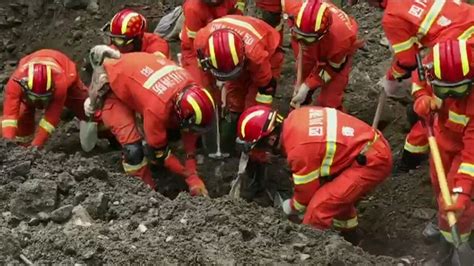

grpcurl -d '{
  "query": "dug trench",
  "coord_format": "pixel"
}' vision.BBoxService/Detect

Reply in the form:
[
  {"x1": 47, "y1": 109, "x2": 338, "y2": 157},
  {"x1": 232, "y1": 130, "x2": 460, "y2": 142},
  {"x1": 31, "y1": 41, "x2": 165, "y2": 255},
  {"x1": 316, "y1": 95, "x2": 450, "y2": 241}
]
[{"x1": 0, "y1": 0, "x2": 439, "y2": 264}]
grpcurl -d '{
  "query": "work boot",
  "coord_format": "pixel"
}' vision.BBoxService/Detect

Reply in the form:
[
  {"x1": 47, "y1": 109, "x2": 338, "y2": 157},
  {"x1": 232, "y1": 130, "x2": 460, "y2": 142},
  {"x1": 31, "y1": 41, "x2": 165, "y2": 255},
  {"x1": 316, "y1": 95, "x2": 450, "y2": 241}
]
[
  {"x1": 423, "y1": 218, "x2": 441, "y2": 244},
  {"x1": 392, "y1": 149, "x2": 427, "y2": 174},
  {"x1": 340, "y1": 228, "x2": 363, "y2": 246}
]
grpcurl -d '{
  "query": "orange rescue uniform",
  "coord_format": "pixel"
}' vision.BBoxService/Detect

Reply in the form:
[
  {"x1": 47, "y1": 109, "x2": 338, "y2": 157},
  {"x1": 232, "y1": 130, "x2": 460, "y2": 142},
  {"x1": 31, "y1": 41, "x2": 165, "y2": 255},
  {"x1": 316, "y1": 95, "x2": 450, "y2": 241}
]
[
  {"x1": 100, "y1": 52, "x2": 202, "y2": 189},
  {"x1": 283, "y1": 1, "x2": 360, "y2": 109},
  {"x1": 2, "y1": 49, "x2": 87, "y2": 147},
  {"x1": 282, "y1": 106, "x2": 392, "y2": 230},
  {"x1": 180, "y1": 0, "x2": 245, "y2": 86},
  {"x1": 410, "y1": 56, "x2": 474, "y2": 243},
  {"x1": 383, "y1": 0, "x2": 474, "y2": 80},
  {"x1": 194, "y1": 15, "x2": 283, "y2": 113},
  {"x1": 139, "y1": 32, "x2": 171, "y2": 58}
]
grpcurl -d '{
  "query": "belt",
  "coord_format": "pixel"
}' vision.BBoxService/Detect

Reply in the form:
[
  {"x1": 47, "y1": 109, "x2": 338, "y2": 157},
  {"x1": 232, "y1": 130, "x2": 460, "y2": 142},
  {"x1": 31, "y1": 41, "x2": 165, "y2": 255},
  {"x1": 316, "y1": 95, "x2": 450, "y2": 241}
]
[{"x1": 356, "y1": 133, "x2": 380, "y2": 166}]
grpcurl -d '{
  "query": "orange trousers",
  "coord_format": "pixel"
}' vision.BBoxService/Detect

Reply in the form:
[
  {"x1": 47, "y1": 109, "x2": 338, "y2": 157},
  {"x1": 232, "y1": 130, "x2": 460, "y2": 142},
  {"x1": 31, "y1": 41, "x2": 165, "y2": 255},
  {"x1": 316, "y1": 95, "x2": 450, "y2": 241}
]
[
  {"x1": 430, "y1": 121, "x2": 474, "y2": 243},
  {"x1": 225, "y1": 50, "x2": 284, "y2": 113},
  {"x1": 100, "y1": 95, "x2": 155, "y2": 189},
  {"x1": 303, "y1": 137, "x2": 392, "y2": 230},
  {"x1": 404, "y1": 121, "x2": 429, "y2": 155}
]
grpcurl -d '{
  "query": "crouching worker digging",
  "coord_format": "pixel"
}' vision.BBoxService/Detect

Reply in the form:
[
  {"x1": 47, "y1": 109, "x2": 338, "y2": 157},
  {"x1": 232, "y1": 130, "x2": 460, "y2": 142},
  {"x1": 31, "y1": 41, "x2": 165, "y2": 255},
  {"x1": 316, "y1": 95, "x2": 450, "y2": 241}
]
[
  {"x1": 236, "y1": 105, "x2": 392, "y2": 244},
  {"x1": 85, "y1": 45, "x2": 215, "y2": 196}
]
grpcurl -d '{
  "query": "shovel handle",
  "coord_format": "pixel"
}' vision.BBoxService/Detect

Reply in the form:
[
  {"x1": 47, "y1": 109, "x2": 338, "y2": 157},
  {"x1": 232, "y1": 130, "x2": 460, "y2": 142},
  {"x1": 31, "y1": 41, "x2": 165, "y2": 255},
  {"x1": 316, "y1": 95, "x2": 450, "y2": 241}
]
[
  {"x1": 422, "y1": 118, "x2": 461, "y2": 245},
  {"x1": 290, "y1": 44, "x2": 304, "y2": 109},
  {"x1": 372, "y1": 90, "x2": 387, "y2": 128}
]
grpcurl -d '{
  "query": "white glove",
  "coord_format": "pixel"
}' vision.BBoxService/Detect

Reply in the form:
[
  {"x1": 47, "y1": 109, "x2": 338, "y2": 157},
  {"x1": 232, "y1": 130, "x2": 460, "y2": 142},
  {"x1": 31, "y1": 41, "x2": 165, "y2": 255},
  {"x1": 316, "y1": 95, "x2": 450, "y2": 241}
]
[
  {"x1": 89, "y1": 45, "x2": 121, "y2": 68},
  {"x1": 290, "y1": 83, "x2": 310, "y2": 107},
  {"x1": 282, "y1": 199, "x2": 297, "y2": 216},
  {"x1": 379, "y1": 75, "x2": 410, "y2": 99},
  {"x1": 84, "y1": 97, "x2": 95, "y2": 117}
]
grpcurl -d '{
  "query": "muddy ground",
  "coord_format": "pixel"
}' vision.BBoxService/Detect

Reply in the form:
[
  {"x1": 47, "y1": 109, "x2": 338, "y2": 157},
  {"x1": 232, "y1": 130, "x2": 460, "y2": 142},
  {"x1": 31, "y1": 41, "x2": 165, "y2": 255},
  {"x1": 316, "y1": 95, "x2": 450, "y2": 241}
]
[{"x1": 0, "y1": 0, "x2": 439, "y2": 264}]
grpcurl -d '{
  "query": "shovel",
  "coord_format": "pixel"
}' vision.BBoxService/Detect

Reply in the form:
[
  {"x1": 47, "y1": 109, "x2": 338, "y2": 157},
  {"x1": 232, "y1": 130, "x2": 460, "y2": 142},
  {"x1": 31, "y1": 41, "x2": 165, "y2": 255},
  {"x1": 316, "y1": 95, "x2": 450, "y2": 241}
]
[
  {"x1": 208, "y1": 82, "x2": 230, "y2": 160},
  {"x1": 423, "y1": 118, "x2": 474, "y2": 266},
  {"x1": 372, "y1": 89, "x2": 387, "y2": 129},
  {"x1": 229, "y1": 152, "x2": 249, "y2": 198},
  {"x1": 79, "y1": 117, "x2": 98, "y2": 152},
  {"x1": 290, "y1": 44, "x2": 304, "y2": 109}
]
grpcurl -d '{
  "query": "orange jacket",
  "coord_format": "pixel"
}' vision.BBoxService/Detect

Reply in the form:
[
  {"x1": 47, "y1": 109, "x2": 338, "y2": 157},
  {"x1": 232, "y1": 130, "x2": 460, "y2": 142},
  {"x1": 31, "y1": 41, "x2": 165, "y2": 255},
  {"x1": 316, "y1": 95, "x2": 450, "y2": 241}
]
[
  {"x1": 281, "y1": 106, "x2": 380, "y2": 212},
  {"x1": 256, "y1": 0, "x2": 282, "y2": 13},
  {"x1": 194, "y1": 15, "x2": 281, "y2": 90},
  {"x1": 110, "y1": 32, "x2": 170, "y2": 58},
  {"x1": 283, "y1": 1, "x2": 360, "y2": 89},
  {"x1": 102, "y1": 52, "x2": 196, "y2": 148},
  {"x1": 181, "y1": 0, "x2": 245, "y2": 52},
  {"x1": 411, "y1": 49, "x2": 474, "y2": 197},
  {"x1": 2, "y1": 49, "x2": 81, "y2": 147},
  {"x1": 383, "y1": 0, "x2": 474, "y2": 80}
]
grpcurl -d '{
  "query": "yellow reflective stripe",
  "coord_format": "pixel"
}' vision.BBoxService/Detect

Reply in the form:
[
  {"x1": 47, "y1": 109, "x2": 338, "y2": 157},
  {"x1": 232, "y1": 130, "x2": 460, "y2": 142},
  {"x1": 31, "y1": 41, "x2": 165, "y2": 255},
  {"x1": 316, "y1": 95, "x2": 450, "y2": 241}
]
[
  {"x1": 213, "y1": 18, "x2": 263, "y2": 39},
  {"x1": 2, "y1": 119, "x2": 18, "y2": 128},
  {"x1": 458, "y1": 162, "x2": 474, "y2": 177},
  {"x1": 16, "y1": 135, "x2": 33, "y2": 144},
  {"x1": 392, "y1": 37, "x2": 418, "y2": 54},
  {"x1": 333, "y1": 216, "x2": 358, "y2": 229},
  {"x1": 411, "y1": 82, "x2": 424, "y2": 95},
  {"x1": 235, "y1": 1, "x2": 245, "y2": 12},
  {"x1": 256, "y1": 93, "x2": 273, "y2": 104},
  {"x1": 143, "y1": 65, "x2": 182, "y2": 89},
  {"x1": 293, "y1": 168, "x2": 319, "y2": 185},
  {"x1": 228, "y1": 33, "x2": 240, "y2": 66},
  {"x1": 293, "y1": 200, "x2": 307, "y2": 212},
  {"x1": 122, "y1": 157, "x2": 148, "y2": 173},
  {"x1": 458, "y1": 25, "x2": 474, "y2": 40},
  {"x1": 433, "y1": 43, "x2": 442, "y2": 79},
  {"x1": 296, "y1": 1, "x2": 308, "y2": 28},
  {"x1": 391, "y1": 67, "x2": 405, "y2": 79},
  {"x1": 328, "y1": 56, "x2": 347, "y2": 69},
  {"x1": 186, "y1": 96, "x2": 202, "y2": 125},
  {"x1": 319, "y1": 69, "x2": 331, "y2": 83},
  {"x1": 440, "y1": 230, "x2": 471, "y2": 243},
  {"x1": 186, "y1": 27, "x2": 197, "y2": 39},
  {"x1": 418, "y1": 0, "x2": 446, "y2": 37},
  {"x1": 153, "y1": 51, "x2": 166, "y2": 58},
  {"x1": 315, "y1": 3, "x2": 328, "y2": 31},
  {"x1": 459, "y1": 40, "x2": 470, "y2": 76},
  {"x1": 320, "y1": 108, "x2": 338, "y2": 176},
  {"x1": 46, "y1": 65, "x2": 52, "y2": 91},
  {"x1": 39, "y1": 118, "x2": 55, "y2": 134},
  {"x1": 28, "y1": 63, "x2": 34, "y2": 89},
  {"x1": 404, "y1": 139, "x2": 429, "y2": 154},
  {"x1": 448, "y1": 110, "x2": 470, "y2": 126},
  {"x1": 122, "y1": 12, "x2": 139, "y2": 34},
  {"x1": 202, "y1": 88, "x2": 215, "y2": 109},
  {"x1": 208, "y1": 36, "x2": 218, "y2": 69}
]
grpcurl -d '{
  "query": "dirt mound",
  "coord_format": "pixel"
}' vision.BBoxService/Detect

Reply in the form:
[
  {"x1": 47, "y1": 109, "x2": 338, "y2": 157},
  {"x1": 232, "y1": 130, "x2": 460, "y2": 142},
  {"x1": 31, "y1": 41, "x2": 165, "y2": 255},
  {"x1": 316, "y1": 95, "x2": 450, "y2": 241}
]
[{"x1": 0, "y1": 139, "x2": 396, "y2": 264}]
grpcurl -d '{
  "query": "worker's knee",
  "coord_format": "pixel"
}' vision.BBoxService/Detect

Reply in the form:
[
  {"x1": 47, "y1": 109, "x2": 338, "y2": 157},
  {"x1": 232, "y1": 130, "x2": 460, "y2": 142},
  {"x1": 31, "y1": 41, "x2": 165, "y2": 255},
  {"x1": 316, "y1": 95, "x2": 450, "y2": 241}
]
[{"x1": 123, "y1": 141, "x2": 145, "y2": 165}]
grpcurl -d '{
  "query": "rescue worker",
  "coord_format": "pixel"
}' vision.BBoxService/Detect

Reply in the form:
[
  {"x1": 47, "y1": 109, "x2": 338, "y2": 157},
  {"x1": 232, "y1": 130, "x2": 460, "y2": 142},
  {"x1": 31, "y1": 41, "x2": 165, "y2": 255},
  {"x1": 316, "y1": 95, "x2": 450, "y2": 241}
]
[
  {"x1": 368, "y1": 0, "x2": 474, "y2": 172},
  {"x1": 180, "y1": 0, "x2": 245, "y2": 87},
  {"x1": 285, "y1": 0, "x2": 362, "y2": 110},
  {"x1": 84, "y1": 46, "x2": 215, "y2": 196},
  {"x1": 411, "y1": 39, "x2": 474, "y2": 262},
  {"x1": 236, "y1": 105, "x2": 392, "y2": 244},
  {"x1": 2, "y1": 49, "x2": 88, "y2": 148},
  {"x1": 104, "y1": 9, "x2": 170, "y2": 56},
  {"x1": 194, "y1": 15, "x2": 283, "y2": 153}
]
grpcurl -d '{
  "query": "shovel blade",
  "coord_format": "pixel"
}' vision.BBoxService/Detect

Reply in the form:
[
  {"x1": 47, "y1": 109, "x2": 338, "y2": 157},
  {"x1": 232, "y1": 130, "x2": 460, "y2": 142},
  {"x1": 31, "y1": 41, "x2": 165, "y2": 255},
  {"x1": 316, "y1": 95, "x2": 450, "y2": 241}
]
[
  {"x1": 79, "y1": 121, "x2": 98, "y2": 152},
  {"x1": 452, "y1": 243, "x2": 474, "y2": 266},
  {"x1": 229, "y1": 175, "x2": 242, "y2": 199}
]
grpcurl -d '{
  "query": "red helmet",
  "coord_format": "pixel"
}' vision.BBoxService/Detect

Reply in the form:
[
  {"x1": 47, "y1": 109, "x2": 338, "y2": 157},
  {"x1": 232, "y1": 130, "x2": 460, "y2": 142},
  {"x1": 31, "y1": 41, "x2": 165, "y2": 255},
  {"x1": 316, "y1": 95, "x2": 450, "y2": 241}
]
[
  {"x1": 201, "y1": 29, "x2": 245, "y2": 81},
  {"x1": 367, "y1": 0, "x2": 388, "y2": 8},
  {"x1": 237, "y1": 105, "x2": 283, "y2": 144},
  {"x1": 175, "y1": 85, "x2": 216, "y2": 132},
  {"x1": 15, "y1": 63, "x2": 54, "y2": 108},
  {"x1": 292, "y1": 0, "x2": 332, "y2": 43},
  {"x1": 427, "y1": 39, "x2": 474, "y2": 99},
  {"x1": 107, "y1": 9, "x2": 147, "y2": 50}
]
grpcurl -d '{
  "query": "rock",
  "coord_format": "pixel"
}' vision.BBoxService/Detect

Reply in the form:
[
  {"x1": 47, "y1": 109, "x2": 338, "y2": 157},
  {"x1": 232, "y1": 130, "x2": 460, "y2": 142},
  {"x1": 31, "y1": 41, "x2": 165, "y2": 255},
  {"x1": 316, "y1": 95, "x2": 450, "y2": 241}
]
[
  {"x1": 9, "y1": 179, "x2": 58, "y2": 219},
  {"x1": 165, "y1": 236, "x2": 173, "y2": 242},
  {"x1": 27, "y1": 0, "x2": 46, "y2": 18},
  {"x1": 67, "y1": 205, "x2": 93, "y2": 227},
  {"x1": 84, "y1": 192, "x2": 109, "y2": 220},
  {"x1": 73, "y1": 191, "x2": 87, "y2": 205},
  {"x1": 0, "y1": 227, "x2": 21, "y2": 259},
  {"x1": 57, "y1": 172, "x2": 76, "y2": 194},
  {"x1": 37, "y1": 211, "x2": 51, "y2": 222},
  {"x1": 300, "y1": 253, "x2": 311, "y2": 261},
  {"x1": 51, "y1": 204, "x2": 73, "y2": 223},
  {"x1": 72, "y1": 31, "x2": 83, "y2": 41},
  {"x1": 2, "y1": 211, "x2": 20, "y2": 226},
  {"x1": 412, "y1": 208, "x2": 437, "y2": 220},
  {"x1": 0, "y1": 17, "x2": 8, "y2": 29},
  {"x1": 63, "y1": 0, "x2": 97, "y2": 10},
  {"x1": 28, "y1": 217, "x2": 40, "y2": 226},
  {"x1": 86, "y1": 0, "x2": 99, "y2": 14},
  {"x1": 138, "y1": 223, "x2": 147, "y2": 233},
  {"x1": 9, "y1": 161, "x2": 31, "y2": 176}
]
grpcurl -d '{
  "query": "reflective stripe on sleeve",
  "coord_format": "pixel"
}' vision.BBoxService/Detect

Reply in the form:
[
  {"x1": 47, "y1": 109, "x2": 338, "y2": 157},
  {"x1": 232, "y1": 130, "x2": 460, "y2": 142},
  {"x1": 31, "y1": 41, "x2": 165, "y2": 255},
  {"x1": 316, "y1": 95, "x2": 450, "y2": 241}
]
[{"x1": 39, "y1": 118, "x2": 55, "y2": 134}]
